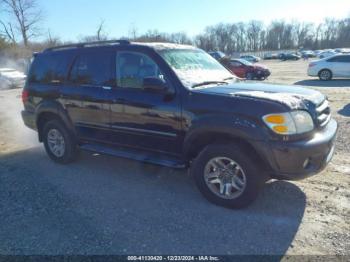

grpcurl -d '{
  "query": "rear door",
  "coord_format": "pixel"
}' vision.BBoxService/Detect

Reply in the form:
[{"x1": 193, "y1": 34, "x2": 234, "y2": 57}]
[
  {"x1": 337, "y1": 55, "x2": 350, "y2": 77},
  {"x1": 326, "y1": 56, "x2": 345, "y2": 77},
  {"x1": 63, "y1": 50, "x2": 114, "y2": 142}
]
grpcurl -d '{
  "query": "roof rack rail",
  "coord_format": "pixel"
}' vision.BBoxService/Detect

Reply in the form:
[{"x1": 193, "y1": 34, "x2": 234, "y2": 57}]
[{"x1": 44, "y1": 39, "x2": 130, "y2": 52}]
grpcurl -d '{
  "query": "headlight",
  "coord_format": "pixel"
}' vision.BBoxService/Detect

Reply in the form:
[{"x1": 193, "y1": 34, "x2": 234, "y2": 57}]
[{"x1": 263, "y1": 111, "x2": 314, "y2": 135}]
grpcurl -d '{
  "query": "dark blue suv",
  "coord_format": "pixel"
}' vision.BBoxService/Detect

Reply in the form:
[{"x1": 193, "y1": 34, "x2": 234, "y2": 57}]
[{"x1": 22, "y1": 40, "x2": 337, "y2": 208}]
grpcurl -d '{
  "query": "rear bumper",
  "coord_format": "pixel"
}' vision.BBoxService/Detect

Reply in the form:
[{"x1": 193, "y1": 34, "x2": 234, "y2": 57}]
[
  {"x1": 307, "y1": 67, "x2": 319, "y2": 77},
  {"x1": 21, "y1": 110, "x2": 37, "y2": 131},
  {"x1": 253, "y1": 119, "x2": 338, "y2": 180}
]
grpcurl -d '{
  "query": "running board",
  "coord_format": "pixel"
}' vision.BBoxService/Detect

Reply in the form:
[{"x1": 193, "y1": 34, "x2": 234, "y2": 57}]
[{"x1": 80, "y1": 143, "x2": 186, "y2": 169}]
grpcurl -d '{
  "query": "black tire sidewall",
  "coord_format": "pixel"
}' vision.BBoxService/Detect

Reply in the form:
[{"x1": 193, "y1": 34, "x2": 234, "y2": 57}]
[
  {"x1": 43, "y1": 120, "x2": 77, "y2": 164},
  {"x1": 191, "y1": 144, "x2": 265, "y2": 209}
]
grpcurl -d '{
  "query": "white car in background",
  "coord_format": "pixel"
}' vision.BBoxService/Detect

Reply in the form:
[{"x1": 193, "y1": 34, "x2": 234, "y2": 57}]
[
  {"x1": 0, "y1": 68, "x2": 27, "y2": 89},
  {"x1": 240, "y1": 55, "x2": 261, "y2": 63},
  {"x1": 319, "y1": 50, "x2": 337, "y2": 59},
  {"x1": 308, "y1": 54, "x2": 350, "y2": 81}
]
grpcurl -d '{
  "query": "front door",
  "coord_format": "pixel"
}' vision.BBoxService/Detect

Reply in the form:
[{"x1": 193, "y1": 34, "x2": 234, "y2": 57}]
[
  {"x1": 229, "y1": 61, "x2": 246, "y2": 78},
  {"x1": 109, "y1": 50, "x2": 183, "y2": 155}
]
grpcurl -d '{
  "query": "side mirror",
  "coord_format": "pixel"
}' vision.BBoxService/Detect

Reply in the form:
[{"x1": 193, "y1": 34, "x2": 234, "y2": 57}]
[{"x1": 143, "y1": 77, "x2": 168, "y2": 93}]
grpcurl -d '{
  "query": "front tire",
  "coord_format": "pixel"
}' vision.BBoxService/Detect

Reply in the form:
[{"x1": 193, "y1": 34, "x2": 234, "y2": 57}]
[
  {"x1": 191, "y1": 143, "x2": 266, "y2": 209},
  {"x1": 319, "y1": 69, "x2": 332, "y2": 81},
  {"x1": 245, "y1": 72, "x2": 254, "y2": 80},
  {"x1": 43, "y1": 119, "x2": 78, "y2": 164}
]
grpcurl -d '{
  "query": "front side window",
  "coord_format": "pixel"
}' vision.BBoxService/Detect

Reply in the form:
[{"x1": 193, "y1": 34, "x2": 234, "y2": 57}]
[
  {"x1": 230, "y1": 61, "x2": 242, "y2": 67},
  {"x1": 69, "y1": 52, "x2": 113, "y2": 86},
  {"x1": 116, "y1": 51, "x2": 164, "y2": 89},
  {"x1": 158, "y1": 48, "x2": 233, "y2": 88}
]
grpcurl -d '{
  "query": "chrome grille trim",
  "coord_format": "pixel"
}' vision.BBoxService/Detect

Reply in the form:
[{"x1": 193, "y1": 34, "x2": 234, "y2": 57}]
[
  {"x1": 316, "y1": 100, "x2": 331, "y2": 127},
  {"x1": 316, "y1": 100, "x2": 329, "y2": 113}
]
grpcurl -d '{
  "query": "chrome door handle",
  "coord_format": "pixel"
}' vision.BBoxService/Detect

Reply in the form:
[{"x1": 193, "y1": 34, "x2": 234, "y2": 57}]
[{"x1": 102, "y1": 86, "x2": 112, "y2": 90}]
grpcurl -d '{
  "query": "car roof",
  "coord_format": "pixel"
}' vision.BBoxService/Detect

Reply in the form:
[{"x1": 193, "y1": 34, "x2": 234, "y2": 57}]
[
  {"x1": 134, "y1": 42, "x2": 196, "y2": 50},
  {"x1": 43, "y1": 40, "x2": 196, "y2": 54}
]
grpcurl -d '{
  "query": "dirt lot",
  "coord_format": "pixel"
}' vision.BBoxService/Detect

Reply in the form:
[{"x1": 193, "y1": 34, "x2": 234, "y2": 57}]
[{"x1": 0, "y1": 59, "x2": 349, "y2": 256}]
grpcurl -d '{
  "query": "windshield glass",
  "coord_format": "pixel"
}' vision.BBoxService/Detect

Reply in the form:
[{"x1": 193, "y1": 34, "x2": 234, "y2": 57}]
[{"x1": 158, "y1": 49, "x2": 233, "y2": 88}]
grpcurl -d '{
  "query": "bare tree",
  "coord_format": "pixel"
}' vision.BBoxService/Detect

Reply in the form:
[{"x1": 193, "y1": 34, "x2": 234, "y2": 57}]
[
  {"x1": 0, "y1": 0, "x2": 43, "y2": 46},
  {"x1": 128, "y1": 23, "x2": 138, "y2": 40},
  {"x1": 81, "y1": 20, "x2": 108, "y2": 42},
  {"x1": 0, "y1": 20, "x2": 16, "y2": 43},
  {"x1": 96, "y1": 20, "x2": 106, "y2": 41}
]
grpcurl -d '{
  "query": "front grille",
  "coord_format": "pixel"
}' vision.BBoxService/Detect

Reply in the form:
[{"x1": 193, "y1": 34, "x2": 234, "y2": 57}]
[{"x1": 316, "y1": 100, "x2": 331, "y2": 127}]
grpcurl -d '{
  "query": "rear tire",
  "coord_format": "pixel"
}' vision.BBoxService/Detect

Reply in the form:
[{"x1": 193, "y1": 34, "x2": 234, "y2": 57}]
[
  {"x1": 319, "y1": 69, "x2": 332, "y2": 81},
  {"x1": 191, "y1": 143, "x2": 266, "y2": 209},
  {"x1": 43, "y1": 119, "x2": 78, "y2": 164}
]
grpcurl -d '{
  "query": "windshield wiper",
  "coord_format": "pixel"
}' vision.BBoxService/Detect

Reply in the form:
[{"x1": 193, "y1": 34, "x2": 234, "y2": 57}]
[{"x1": 192, "y1": 81, "x2": 228, "y2": 88}]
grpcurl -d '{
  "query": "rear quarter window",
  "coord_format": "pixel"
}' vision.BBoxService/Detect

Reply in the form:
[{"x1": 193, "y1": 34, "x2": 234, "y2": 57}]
[{"x1": 28, "y1": 52, "x2": 73, "y2": 84}]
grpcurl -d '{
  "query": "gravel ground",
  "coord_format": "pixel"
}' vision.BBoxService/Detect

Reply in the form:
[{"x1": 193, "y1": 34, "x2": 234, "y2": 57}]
[{"x1": 0, "y1": 59, "x2": 349, "y2": 256}]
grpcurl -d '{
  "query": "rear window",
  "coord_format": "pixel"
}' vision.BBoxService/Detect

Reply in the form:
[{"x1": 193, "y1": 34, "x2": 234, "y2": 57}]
[{"x1": 28, "y1": 52, "x2": 73, "y2": 84}]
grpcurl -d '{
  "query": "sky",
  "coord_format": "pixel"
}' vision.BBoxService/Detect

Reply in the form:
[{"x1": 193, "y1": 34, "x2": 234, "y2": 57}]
[{"x1": 13, "y1": 0, "x2": 350, "y2": 41}]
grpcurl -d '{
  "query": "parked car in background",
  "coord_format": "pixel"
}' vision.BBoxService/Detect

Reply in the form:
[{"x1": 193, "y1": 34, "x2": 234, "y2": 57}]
[
  {"x1": 300, "y1": 50, "x2": 316, "y2": 58},
  {"x1": 240, "y1": 55, "x2": 261, "y2": 63},
  {"x1": 319, "y1": 50, "x2": 337, "y2": 59},
  {"x1": 279, "y1": 53, "x2": 301, "y2": 61},
  {"x1": 221, "y1": 58, "x2": 271, "y2": 80},
  {"x1": 0, "y1": 68, "x2": 26, "y2": 89},
  {"x1": 263, "y1": 53, "x2": 278, "y2": 60},
  {"x1": 314, "y1": 50, "x2": 323, "y2": 56},
  {"x1": 308, "y1": 54, "x2": 350, "y2": 81},
  {"x1": 208, "y1": 51, "x2": 227, "y2": 61}
]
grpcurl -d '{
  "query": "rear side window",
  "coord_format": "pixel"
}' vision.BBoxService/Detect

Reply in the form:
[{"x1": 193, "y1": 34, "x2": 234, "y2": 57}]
[
  {"x1": 69, "y1": 52, "x2": 113, "y2": 86},
  {"x1": 28, "y1": 52, "x2": 72, "y2": 84}
]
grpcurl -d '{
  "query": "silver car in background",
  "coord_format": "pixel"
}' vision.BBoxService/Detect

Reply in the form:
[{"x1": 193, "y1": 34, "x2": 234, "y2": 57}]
[
  {"x1": 308, "y1": 54, "x2": 350, "y2": 81},
  {"x1": 0, "y1": 68, "x2": 27, "y2": 89}
]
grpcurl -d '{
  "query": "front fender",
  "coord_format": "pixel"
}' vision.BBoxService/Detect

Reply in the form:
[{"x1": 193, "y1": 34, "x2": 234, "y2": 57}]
[{"x1": 183, "y1": 114, "x2": 268, "y2": 157}]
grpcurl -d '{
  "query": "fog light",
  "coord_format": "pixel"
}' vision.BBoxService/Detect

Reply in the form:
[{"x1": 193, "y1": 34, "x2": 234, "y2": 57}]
[{"x1": 303, "y1": 158, "x2": 311, "y2": 169}]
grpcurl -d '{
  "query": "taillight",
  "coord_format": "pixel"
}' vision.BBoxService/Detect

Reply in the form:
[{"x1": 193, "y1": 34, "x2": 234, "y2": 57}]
[
  {"x1": 22, "y1": 89, "x2": 29, "y2": 104},
  {"x1": 309, "y1": 63, "x2": 316, "y2": 67}
]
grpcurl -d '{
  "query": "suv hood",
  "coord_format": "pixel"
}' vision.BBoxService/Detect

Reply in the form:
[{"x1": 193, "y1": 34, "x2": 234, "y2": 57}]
[{"x1": 193, "y1": 82, "x2": 325, "y2": 109}]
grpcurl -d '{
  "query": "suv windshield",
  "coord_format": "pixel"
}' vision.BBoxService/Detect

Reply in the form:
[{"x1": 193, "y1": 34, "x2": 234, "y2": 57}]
[{"x1": 158, "y1": 49, "x2": 233, "y2": 88}]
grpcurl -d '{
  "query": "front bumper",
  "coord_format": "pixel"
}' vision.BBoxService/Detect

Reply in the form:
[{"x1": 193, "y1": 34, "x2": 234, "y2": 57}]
[
  {"x1": 254, "y1": 119, "x2": 338, "y2": 180},
  {"x1": 255, "y1": 70, "x2": 271, "y2": 78}
]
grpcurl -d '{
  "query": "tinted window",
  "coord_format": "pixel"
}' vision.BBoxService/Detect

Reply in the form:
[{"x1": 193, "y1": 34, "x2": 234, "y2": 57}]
[
  {"x1": 69, "y1": 52, "x2": 113, "y2": 86},
  {"x1": 328, "y1": 56, "x2": 350, "y2": 62},
  {"x1": 116, "y1": 51, "x2": 164, "y2": 89},
  {"x1": 230, "y1": 61, "x2": 242, "y2": 67},
  {"x1": 29, "y1": 52, "x2": 72, "y2": 84}
]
